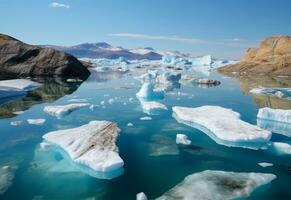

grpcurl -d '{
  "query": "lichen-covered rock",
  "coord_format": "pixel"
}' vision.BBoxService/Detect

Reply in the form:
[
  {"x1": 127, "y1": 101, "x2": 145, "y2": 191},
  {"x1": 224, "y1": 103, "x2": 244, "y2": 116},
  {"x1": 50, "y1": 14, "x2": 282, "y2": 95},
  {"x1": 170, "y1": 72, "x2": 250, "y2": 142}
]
[{"x1": 0, "y1": 34, "x2": 90, "y2": 79}]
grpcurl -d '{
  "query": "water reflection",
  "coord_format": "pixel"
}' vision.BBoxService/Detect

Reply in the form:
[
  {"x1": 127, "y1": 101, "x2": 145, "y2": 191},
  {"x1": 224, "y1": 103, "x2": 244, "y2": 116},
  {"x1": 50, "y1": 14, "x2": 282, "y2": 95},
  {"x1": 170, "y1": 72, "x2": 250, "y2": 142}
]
[{"x1": 0, "y1": 77, "x2": 82, "y2": 118}]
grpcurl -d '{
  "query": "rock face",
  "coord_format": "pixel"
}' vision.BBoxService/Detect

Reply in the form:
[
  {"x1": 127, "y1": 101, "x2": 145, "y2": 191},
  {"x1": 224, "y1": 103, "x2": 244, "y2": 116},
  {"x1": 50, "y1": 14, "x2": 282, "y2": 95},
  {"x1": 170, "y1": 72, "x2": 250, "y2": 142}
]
[
  {"x1": 219, "y1": 36, "x2": 291, "y2": 76},
  {"x1": 0, "y1": 34, "x2": 90, "y2": 79}
]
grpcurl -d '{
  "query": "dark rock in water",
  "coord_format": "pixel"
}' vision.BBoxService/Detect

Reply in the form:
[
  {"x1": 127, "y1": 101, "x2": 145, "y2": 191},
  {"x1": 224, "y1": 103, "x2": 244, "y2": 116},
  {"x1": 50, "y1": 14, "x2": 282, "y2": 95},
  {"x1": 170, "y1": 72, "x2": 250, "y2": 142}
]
[{"x1": 0, "y1": 34, "x2": 90, "y2": 79}]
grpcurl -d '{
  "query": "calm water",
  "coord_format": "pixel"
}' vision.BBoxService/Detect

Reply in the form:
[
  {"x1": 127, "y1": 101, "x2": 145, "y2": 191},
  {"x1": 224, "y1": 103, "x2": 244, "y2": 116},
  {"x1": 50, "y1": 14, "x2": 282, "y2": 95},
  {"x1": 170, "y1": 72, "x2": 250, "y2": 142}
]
[{"x1": 0, "y1": 69, "x2": 290, "y2": 200}]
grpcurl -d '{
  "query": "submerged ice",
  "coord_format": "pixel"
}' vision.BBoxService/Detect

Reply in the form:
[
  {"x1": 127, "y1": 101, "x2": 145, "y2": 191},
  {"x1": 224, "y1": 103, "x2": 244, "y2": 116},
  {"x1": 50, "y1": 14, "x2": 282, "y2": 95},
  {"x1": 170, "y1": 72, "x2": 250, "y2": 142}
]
[
  {"x1": 173, "y1": 106, "x2": 271, "y2": 149},
  {"x1": 155, "y1": 170, "x2": 276, "y2": 200}
]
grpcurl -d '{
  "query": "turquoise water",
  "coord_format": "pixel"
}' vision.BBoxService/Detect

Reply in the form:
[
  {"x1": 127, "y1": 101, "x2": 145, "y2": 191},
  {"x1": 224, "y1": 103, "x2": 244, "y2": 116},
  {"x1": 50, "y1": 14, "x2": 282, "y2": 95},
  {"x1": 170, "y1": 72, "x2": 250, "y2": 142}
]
[{"x1": 0, "y1": 70, "x2": 290, "y2": 200}]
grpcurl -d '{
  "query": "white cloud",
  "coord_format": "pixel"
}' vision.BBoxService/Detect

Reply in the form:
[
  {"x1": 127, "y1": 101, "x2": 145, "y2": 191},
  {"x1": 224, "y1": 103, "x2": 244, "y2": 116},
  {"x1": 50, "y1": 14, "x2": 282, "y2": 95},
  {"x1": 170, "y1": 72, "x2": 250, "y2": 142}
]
[
  {"x1": 49, "y1": 2, "x2": 70, "y2": 9},
  {"x1": 107, "y1": 33, "x2": 205, "y2": 44}
]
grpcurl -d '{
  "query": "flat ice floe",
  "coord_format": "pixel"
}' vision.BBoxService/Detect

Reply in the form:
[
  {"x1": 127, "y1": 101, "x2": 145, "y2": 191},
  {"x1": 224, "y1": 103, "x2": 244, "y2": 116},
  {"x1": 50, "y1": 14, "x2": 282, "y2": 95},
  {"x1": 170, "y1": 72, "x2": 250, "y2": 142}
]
[
  {"x1": 176, "y1": 134, "x2": 191, "y2": 145},
  {"x1": 271, "y1": 142, "x2": 291, "y2": 155},
  {"x1": 173, "y1": 106, "x2": 271, "y2": 149},
  {"x1": 250, "y1": 87, "x2": 291, "y2": 100},
  {"x1": 155, "y1": 170, "x2": 276, "y2": 200},
  {"x1": 0, "y1": 165, "x2": 16, "y2": 195},
  {"x1": 258, "y1": 162, "x2": 273, "y2": 167},
  {"x1": 139, "y1": 99, "x2": 167, "y2": 115},
  {"x1": 43, "y1": 103, "x2": 90, "y2": 118},
  {"x1": 27, "y1": 118, "x2": 46, "y2": 125},
  {"x1": 136, "y1": 192, "x2": 148, "y2": 200},
  {"x1": 136, "y1": 83, "x2": 164, "y2": 100},
  {"x1": 257, "y1": 107, "x2": 291, "y2": 124},
  {"x1": 43, "y1": 121, "x2": 124, "y2": 173},
  {"x1": 0, "y1": 79, "x2": 41, "y2": 100}
]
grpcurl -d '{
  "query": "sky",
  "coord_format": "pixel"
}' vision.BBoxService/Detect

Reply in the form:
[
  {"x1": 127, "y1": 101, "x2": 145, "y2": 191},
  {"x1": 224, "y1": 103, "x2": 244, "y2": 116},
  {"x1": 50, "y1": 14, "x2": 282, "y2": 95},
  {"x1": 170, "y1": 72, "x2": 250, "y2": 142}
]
[{"x1": 1, "y1": 0, "x2": 291, "y2": 59}]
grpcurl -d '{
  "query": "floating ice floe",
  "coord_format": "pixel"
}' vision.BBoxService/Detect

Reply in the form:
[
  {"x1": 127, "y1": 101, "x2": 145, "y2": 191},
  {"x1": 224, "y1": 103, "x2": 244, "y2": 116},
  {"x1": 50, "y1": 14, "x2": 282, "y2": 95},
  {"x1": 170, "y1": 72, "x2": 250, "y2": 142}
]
[
  {"x1": 140, "y1": 116, "x2": 152, "y2": 121},
  {"x1": 136, "y1": 83, "x2": 164, "y2": 100},
  {"x1": 43, "y1": 121, "x2": 124, "y2": 174},
  {"x1": 139, "y1": 99, "x2": 167, "y2": 115},
  {"x1": 258, "y1": 162, "x2": 273, "y2": 167},
  {"x1": 0, "y1": 79, "x2": 41, "y2": 100},
  {"x1": 67, "y1": 98, "x2": 88, "y2": 103},
  {"x1": 161, "y1": 56, "x2": 192, "y2": 66},
  {"x1": 176, "y1": 134, "x2": 191, "y2": 145},
  {"x1": 156, "y1": 170, "x2": 276, "y2": 200},
  {"x1": 0, "y1": 165, "x2": 16, "y2": 195},
  {"x1": 43, "y1": 103, "x2": 90, "y2": 118},
  {"x1": 180, "y1": 75, "x2": 220, "y2": 86},
  {"x1": 137, "y1": 70, "x2": 158, "y2": 82},
  {"x1": 271, "y1": 142, "x2": 291, "y2": 155},
  {"x1": 250, "y1": 87, "x2": 291, "y2": 100},
  {"x1": 27, "y1": 118, "x2": 46, "y2": 125},
  {"x1": 173, "y1": 106, "x2": 271, "y2": 149},
  {"x1": 10, "y1": 120, "x2": 23, "y2": 126},
  {"x1": 136, "y1": 192, "x2": 148, "y2": 200},
  {"x1": 257, "y1": 108, "x2": 291, "y2": 124}
]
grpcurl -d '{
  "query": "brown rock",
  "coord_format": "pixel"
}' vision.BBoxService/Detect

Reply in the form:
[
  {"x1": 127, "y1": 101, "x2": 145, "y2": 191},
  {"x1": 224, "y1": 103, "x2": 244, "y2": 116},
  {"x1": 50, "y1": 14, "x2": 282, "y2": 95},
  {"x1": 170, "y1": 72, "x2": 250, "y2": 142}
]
[
  {"x1": 219, "y1": 36, "x2": 291, "y2": 76},
  {"x1": 0, "y1": 34, "x2": 90, "y2": 79}
]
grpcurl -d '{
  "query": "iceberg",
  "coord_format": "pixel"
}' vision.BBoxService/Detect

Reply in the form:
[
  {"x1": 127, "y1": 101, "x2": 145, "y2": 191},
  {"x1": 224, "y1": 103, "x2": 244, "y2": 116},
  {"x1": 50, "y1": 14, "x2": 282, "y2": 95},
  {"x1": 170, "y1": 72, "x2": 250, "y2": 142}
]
[
  {"x1": 43, "y1": 103, "x2": 90, "y2": 118},
  {"x1": 27, "y1": 118, "x2": 46, "y2": 125},
  {"x1": 156, "y1": 72, "x2": 181, "y2": 84},
  {"x1": 176, "y1": 134, "x2": 191, "y2": 145},
  {"x1": 155, "y1": 170, "x2": 276, "y2": 200},
  {"x1": 191, "y1": 55, "x2": 213, "y2": 66},
  {"x1": 0, "y1": 79, "x2": 41, "y2": 100},
  {"x1": 136, "y1": 192, "x2": 148, "y2": 200},
  {"x1": 0, "y1": 165, "x2": 16, "y2": 195},
  {"x1": 250, "y1": 87, "x2": 291, "y2": 100},
  {"x1": 271, "y1": 142, "x2": 291, "y2": 155},
  {"x1": 173, "y1": 106, "x2": 271, "y2": 149},
  {"x1": 258, "y1": 162, "x2": 273, "y2": 167},
  {"x1": 161, "y1": 56, "x2": 192, "y2": 65},
  {"x1": 10, "y1": 120, "x2": 23, "y2": 126},
  {"x1": 136, "y1": 83, "x2": 164, "y2": 100},
  {"x1": 257, "y1": 118, "x2": 291, "y2": 137},
  {"x1": 139, "y1": 99, "x2": 167, "y2": 115},
  {"x1": 137, "y1": 70, "x2": 158, "y2": 82},
  {"x1": 43, "y1": 121, "x2": 124, "y2": 173},
  {"x1": 140, "y1": 116, "x2": 152, "y2": 121},
  {"x1": 257, "y1": 107, "x2": 291, "y2": 124}
]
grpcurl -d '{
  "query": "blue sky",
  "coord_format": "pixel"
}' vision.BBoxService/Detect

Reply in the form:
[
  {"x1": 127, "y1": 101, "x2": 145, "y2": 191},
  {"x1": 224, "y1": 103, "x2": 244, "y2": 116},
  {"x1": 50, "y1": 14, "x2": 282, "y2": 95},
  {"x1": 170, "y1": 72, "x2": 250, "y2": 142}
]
[{"x1": 1, "y1": 0, "x2": 291, "y2": 59}]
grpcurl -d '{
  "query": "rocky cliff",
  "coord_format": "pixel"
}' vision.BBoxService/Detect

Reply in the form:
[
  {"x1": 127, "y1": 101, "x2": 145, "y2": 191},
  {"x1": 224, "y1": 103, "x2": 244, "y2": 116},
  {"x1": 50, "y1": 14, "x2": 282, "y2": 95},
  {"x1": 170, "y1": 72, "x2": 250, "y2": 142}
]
[
  {"x1": 219, "y1": 36, "x2": 291, "y2": 76},
  {"x1": 0, "y1": 34, "x2": 90, "y2": 79}
]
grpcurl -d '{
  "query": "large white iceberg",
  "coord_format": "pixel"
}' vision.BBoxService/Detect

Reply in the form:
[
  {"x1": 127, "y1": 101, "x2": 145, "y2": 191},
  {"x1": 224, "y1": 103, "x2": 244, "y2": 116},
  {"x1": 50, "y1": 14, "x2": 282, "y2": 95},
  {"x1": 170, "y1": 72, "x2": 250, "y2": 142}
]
[
  {"x1": 250, "y1": 87, "x2": 291, "y2": 100},
  {"x1": 155, "y1": 170, "x2": 276, "y2": 200},
  {"x1": 257, "y1": 118, "x2": 291, "y2": 138},
  {"x1": 43, "y1": 121, "x2": 124, "y2": 173},
  {"x1": 43, "y1": 103, "x2": 90, "y2": 118},
  {"x1": 173, "y1": 106, "x2": 271, "y2": 149},
  {"x1": 0, "y1": 79, "x2": 41, "y2": 100},
  {"x1": 136, "y1": 83, "x2": 164, "y2": 100},
  {"x1": 257, "y1": 107, "x2": 291, "y2": 124},
  {"x1": 27, "y1": 118, "x2": 46, "y2": 125}
]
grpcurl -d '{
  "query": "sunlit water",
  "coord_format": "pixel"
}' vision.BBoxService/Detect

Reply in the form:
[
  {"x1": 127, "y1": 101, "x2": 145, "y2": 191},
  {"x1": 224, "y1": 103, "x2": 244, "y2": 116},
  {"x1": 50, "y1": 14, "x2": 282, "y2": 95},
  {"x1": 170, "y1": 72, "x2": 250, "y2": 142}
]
[{"x1": 0, "y1": 69, "x2": 290, "y2": 200}]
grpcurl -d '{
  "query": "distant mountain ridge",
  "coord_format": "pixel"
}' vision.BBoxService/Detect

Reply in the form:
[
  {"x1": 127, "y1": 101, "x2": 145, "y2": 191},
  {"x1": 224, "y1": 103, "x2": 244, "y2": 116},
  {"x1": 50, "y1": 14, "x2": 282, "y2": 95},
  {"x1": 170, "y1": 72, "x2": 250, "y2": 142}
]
[{"x1": 41, "y1": 43, "x2": 165, "y2": 60}]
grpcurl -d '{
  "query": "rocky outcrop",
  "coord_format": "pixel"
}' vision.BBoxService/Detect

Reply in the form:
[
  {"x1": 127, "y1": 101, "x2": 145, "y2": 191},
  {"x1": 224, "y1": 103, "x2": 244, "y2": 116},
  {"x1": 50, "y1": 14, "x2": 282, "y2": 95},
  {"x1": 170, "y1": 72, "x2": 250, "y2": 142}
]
[
  {"x1": 219, "y1": 36, "x2": 291, "y2": 76},
  {"x1": 0, "y1": 34, "x2": 90, "y2": 79}
]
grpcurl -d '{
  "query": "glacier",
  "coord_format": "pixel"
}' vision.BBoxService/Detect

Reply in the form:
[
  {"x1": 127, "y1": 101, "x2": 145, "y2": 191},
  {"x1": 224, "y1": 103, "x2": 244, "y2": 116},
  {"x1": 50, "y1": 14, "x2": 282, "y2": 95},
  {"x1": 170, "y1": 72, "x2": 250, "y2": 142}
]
[
  {"x1": 155, "y1": 170, "x2": 276, "y2": 200},
  {"x1": 173, "y1": 106, "x2": 271, "y2": 149},
  {"x1": 258, "y1": 162, "x2": 273, "y2": 167},
  {"x1": 42, "y1": 121, "x2": 124, "y2": 174}
]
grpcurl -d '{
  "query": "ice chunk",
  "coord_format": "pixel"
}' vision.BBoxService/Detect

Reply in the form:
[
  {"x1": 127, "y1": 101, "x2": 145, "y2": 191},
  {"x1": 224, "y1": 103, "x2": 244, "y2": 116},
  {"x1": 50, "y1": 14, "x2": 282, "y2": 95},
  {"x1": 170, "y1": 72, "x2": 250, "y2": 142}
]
[
  {"x1": 161, "y1": 56, "x2": 192, "y2": 65},
  {"x1": 43, "y1": 121, "x2": 124, "y2": 172},
  {"x1": 0, "y1": 165, "x2": 16, "y2": 195},
  {"x1": 108, "y1": 98, "x2": 115, "y2": 104},
  {"x1": 43, "y1": 103, "x2": 90, "y2": 118},
  {"x1": 257, "y1": 107, "x2": 291, "y2": 124},
  {"x1": 176, "y1": 134, "x2": 191, "y2": 145},
  {"x1": 257, "y1": 118, "x2": 291, "y2": 137},
  {"x1": 156, "y1": 72, "x2": 181, "y2": 84},
  {"x1": 272, "y1": 142, "x2": 291, "y2": 155},
  {"x1": 137, "y1": 70, "x2": 158, "y2": 82},
  {"x1": 67, "y1": 98, "x2": 88, "y2": 103},
  {"x1": 27, "y1": 118, "x2": 46, "y2": 125},
  {"x1": 250, "y1": 87, "x2": 291, "y2": 100},
  {"x1": 139, "y1": 99, "x2": 167, "y2": 115},
  {"x1": 127, "y1": 123, "x2": 133, "y2": 127},
  {"x1": 258, "y1": 162, "x2": 273, "y2": 167},
  {"x1": 136, "y1": 192, "x2": 148, "y2": 200},
  {"x1": 10, "y1": 120, "x2": 23, "y2": 126},
  {"x1": 173, "y1": 106, "x2": 271, "y2": 149},
  {"x1": 0, "y1": 79, "x2": 41, "y2": 91},
  {"x1": 140, "y1": 116, "x2": 152, "y2": 121},
  {"x1": 156, "y1": 170, "x2": 276, "y2": 200},
  {"x1": 136, "y1": 83, "x2": 164, "y2": 100},
  {"x1": 191, "y1": 55, "x2": 213, "y2": 66}
]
